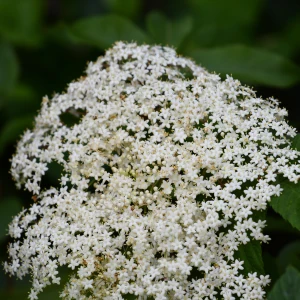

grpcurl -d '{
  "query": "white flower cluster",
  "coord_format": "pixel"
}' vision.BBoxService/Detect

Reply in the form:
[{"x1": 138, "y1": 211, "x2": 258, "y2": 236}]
[{"x1": 4, "y1": 42, "x2": 300, "y2": 300}]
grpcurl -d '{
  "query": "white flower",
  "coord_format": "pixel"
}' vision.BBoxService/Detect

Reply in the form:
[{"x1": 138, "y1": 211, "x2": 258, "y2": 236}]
[
  {"x1": 5, "y1": 42, "x2": 299, "y2": 299},
  {"x1": 161, "y1": 180, "x2": 172, "y2": 194}
]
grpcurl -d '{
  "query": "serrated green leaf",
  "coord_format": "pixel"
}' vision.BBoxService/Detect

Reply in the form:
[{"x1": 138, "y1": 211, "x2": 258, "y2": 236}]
[
  {"x1": 0, "y1": 42, "x2": 19, "y2": 96},
  {"x1": 268, "y1": 266, "x2": 300, "y2": 300},
  {"x1": 270, "y1": 180, "x2": 300, "y2": 231},
  {"x1": 235, "y1": 240, "x2": 264, "y2": 275},
  {"x1": 70, "y1": 15, "x2": 149, "y2": 49},
  {"x1": 0, "y1": 197, "x2": 22, "y2": 241},
  {"x1": 0, "y1": 0, "x2": 43, "y2": 47},
  {"x1": 146, "y1": 11, "x2": 192, "y2": 48},
  {"x1": 189, "y1": 45, "x2": 300, "y2": 87}
]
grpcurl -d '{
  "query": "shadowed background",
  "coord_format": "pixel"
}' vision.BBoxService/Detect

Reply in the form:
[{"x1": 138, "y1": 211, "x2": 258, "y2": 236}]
[{"x1": 0, "y1": 0, "x2": 300, "y2": 298}]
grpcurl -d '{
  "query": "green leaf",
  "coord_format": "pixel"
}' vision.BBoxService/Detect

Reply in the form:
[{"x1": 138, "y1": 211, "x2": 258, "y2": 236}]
[
  {"x1": 146, "y1": 11, "x2": 192, "y2": 48},
  {"x1": 0, "y1": 197, "x2": 22, "y2": 241},
  {"x1": 279, "y1": 17, "x2": 300, "y2": 58},
  {"x1": 47, "y1": 22, "x2": 86, "y2": 45},
  {"x1": 235, "y1": 240, "x2": 264, "y2": 275},
  {"x1": 264, "y1": 14, "x2": 300, "y2": 59},
  {"x1": 0, "y1": 42, "x2": 19, "y2": 96},
  {"x1": 0, "y1": 116, "x2": 33, "y2": 155},
  {"x1": 182, "y1": 24, "x2": 219, "y2": 51},
  {"x1": 268, "y1": 266, "x2": 300, "y2": 300},
  {"x1": 291, "y1": 134, "x2": 300, "y2": 151},
  {"x1": 187, "y1": 0, "x2": 265, "y2": 28},
  {"x1": 2, "y1": 84, "x2": 39, "y2": 118},
  {"x1": 185, "y1": 0, "x2": 265, "y2": 48},
  {"x1": 70, "y1": 14, "x2": 149, "y2": 49},
  {"x1": 277, "y1": 241, "x2": 300, "y2": 274},
  {"x1": 189, "y1": 45, "x2": 300, "y2": 87},
  {"x1": 106, "y1": 0, "x2": 142, "y2": 19},
  {"x1": 265, "y1": 215, "x2": 299, "y2": 235},
  {"x1": 263, "y1": 252, "x2": 280, "y2": 283},
  {"x1": 0, "y1": 0, "x2": 44, "y2": 47},
  {"x1": 270, "y1": 179, "x2": 300, "y2": 231}
]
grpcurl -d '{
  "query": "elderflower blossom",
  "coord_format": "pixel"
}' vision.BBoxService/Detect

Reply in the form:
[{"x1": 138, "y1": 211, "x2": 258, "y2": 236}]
[{"x1": 4, "y1": 42, "x2": 300, "y2": 299}]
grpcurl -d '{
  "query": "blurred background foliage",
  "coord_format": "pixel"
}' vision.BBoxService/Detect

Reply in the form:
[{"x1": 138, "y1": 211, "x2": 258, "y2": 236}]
[{"x1": 0, "y1": 0, "x2": 300, "y2": 298}]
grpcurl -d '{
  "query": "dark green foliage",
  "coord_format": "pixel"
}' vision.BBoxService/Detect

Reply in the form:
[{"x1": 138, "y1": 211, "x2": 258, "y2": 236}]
[
  {"x1": 268, "y1": 266, "x2": 300, "y2": 300},
  {"x1": 292, "y1": 134, "x2": 300, "y2": 151},
  {"x1": 0, "y1": 197, "x2": 22, "y2": 241},
  {"x1": 70, "y1": 14, "x2": 149, "y2": 49},
  {"x1": 0, "y1": 0, "x2": 43, "y2": 47},
  {"x1": 42, "y1": 161, "x2": 64, "y2": 189},
  {"x1": 106, "y1": 0, "x2": 142, "y2": 19},
  {"x1": 0, "y1": 116, "x2": 33, "y2": 155},
  {"x1": 235, "y1": 240, "x2": 265, "y2": 275},
  {"x1": 277, "y1": 241, "x2": 300, "y2": 274},
  {"x1": 270, "y1": 180, "x2": 300, "y2": 231},
  {"x1": 189, "y1": 45, "x2": 300, "y2": 87},
  {"x1": 146, "y1": 11, "x2": 192, "y2": 48},
  {"x1": 0, "y1": 42, "x2": 18, "y2": 96},
  {"x1": 59, "y1": 108, "x2": 86, "y2": 127}
]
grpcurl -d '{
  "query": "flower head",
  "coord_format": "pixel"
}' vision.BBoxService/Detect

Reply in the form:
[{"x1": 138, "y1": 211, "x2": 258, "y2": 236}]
[{"x1": 5, "y1": 42, "x2": 299, "y2": 299}]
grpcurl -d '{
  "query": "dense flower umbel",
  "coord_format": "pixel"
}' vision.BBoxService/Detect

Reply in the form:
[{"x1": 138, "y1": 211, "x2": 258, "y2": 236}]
[{"x1": 4, "y1": 42, "x2": 300, "y2": 299}]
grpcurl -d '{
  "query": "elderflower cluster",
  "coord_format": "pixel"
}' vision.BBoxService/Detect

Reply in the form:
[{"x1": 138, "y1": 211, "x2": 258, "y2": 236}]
[{"x1": 4, "y1": 42, "x2": 300, "y2": 300}]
